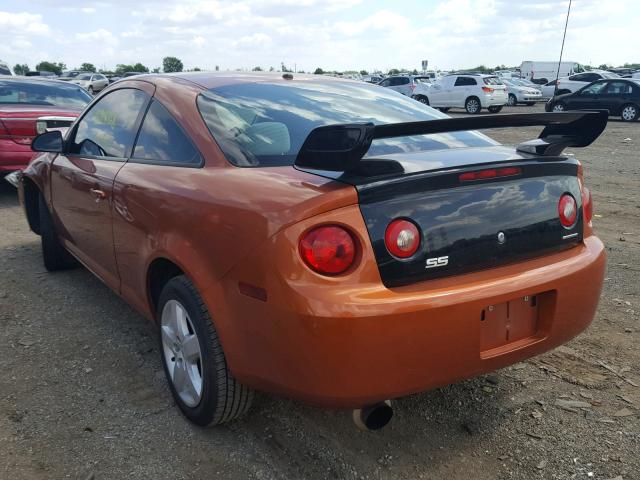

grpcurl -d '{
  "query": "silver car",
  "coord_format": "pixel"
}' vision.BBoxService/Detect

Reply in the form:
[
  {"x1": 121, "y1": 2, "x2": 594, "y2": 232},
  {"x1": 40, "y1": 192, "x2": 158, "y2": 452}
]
[
  {"x1": 69, "y1": 73, "x2": 109, "y2": 94},
  {"x1": 502, "y1": 78, "x2": 543, "y2": 106}
]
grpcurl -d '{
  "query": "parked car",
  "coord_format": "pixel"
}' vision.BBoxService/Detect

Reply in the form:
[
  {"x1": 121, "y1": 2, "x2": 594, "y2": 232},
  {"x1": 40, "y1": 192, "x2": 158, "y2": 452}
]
[
  {"x1": 122, "y1": 71, "x2": 144, "y2": 78},
  {"x1": 106, "y1": 75, "x2": 121, "y2": 84},
  {"x1": 59, "y1": 70, "x2": 87, "y2": 81},
  {"x1": 546, "y1": 78, "x2": 640, "y2": 122},
  {"x1": 25, "y1": 71, "x2": 56, "y2": 77},
  {"x1": 417, "y1": 74, "x2": 507, "y2": 113},
  {"x1": 19, "y1": 73, "x2": 606, "y2": 429},
  {"x1": 540, "y1": 79, "x2": 559, "y2": 100},
  {"x1": 502, "y1": 78, "x2": 543, "y2": 106},
  {"x1": 520, "y1": 61, "x2": 585, "y2": 84},
  {"x1": 363, "y1": 75, "x2": 383, "y2": 83},
  {"x1": 0, "y1": 77, "x2": 91, "y2": 173},
  {"x1": 556, "y1": 70, "x2": 620, "y2": 93},
  {"x1": 69, "y1": 73, "x2": 109, "y2": 94},
  {"x1": 377, "y1": 75, "x2": 432, "y2": 97},
  {"x1": 0, "y1": 60, "x2": 12, "y2": 76}
]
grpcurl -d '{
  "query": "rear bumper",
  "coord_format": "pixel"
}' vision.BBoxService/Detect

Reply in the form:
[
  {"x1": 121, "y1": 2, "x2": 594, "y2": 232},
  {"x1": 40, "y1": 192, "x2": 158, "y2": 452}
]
[
  {"x1": 0, "y1": 141, "x2": 33, "y2": 172},
  {"x1": 212, "y1": 208, "x2": 606, "y2": 408},
  {"x1": 481, "y1": 94, "x2": 507, "y2": 107}
]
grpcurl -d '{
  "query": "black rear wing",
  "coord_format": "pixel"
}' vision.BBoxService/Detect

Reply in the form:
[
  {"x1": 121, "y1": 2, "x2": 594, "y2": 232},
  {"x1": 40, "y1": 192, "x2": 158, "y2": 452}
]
[{"x1": 294, "y1": 111, "x2": 608, "y2": 174}]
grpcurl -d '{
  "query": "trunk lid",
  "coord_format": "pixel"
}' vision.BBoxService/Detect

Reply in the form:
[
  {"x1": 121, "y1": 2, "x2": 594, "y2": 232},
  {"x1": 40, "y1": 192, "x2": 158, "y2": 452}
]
[{"x1": 309, "y1": 146, "x2": 584, "y2": 287}]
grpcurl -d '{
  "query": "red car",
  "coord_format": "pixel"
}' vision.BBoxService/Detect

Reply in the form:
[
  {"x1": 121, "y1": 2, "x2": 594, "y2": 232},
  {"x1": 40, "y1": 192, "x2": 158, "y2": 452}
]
[
  {"x1": 0, "y1": 77, "x2": 91, "y2": 174},
  {"x1": 20, "y1": 73, "x2": 607, "y2": 430}
]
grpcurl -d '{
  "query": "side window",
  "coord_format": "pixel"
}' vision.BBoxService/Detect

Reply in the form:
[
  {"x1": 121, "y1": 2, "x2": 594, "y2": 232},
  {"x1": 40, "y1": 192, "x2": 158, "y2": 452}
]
[
  {"x1": 132, "y1": 100, "x2": 202, "y2": 166},
  {"x1": 606, "y1": 81, "x2": 632, "y2": 95},
  {"x1": 454, "y1": 77, "x2": 476, "y2": 86},
  {"x1": 398, "y1": 77, "x2": 410, "y2": 85},
  {"x1": 71, "y1": 88, "x2": 149, "y2": 158},
  {"x1": 581, "y1": 82, "x2": 607, "y2": 95},
  {"x1": 570, "y1": 74, "x2": 585, "y2": 82},
  {"x1": 379, "y1": 79, "x2": 390, "y2": 87}
]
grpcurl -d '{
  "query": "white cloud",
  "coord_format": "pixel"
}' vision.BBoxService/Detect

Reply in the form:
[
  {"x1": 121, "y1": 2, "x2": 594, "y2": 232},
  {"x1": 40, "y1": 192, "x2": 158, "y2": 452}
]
[{"x1": 0, "y1": 11, "x2": 50, "y2": 34}]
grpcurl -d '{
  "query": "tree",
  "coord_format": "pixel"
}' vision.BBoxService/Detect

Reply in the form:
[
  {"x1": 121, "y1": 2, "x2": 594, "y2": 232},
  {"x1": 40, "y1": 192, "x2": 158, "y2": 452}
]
[
  {"x1": 314, "y1": 67, "x2": 324, "y2": 75},
  {"x1": 252, "y1": 66, "x2": 263, "y2": 71},
  {"x1": 80, "y1": 63, "x2": 96, "y2": 72},
  {"x1": 35, "y1": 61, "x2": 66, "y2": 75},
  {"x1": 162, "y1": 56, "x2": 183, "y2": 73},
  {"x1": 360, "y1": 70, "x2": 368, "y2": 76},
  {"x1": 388, "y1": 68, "x2": 401, "y2": 75},
  {"x1": 192, "y1": 67, "x2": 201, "y2": 72},
  {"x1": 268, "y1": 66, "x2": 275, "y2": 72},
  {"x1": 132, "y1": 62, "x2": 149, "y2": 73},
  {"x1": 152, "y1": 67, "x2": 161, "y2": 73},
  {"x1": 13, "y1": 64, "x2": 29, "y2": 75}
]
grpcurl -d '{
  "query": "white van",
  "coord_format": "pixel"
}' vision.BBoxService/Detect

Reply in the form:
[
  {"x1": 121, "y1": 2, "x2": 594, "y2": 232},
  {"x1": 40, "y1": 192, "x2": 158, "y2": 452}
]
[{"x1": 519, "y1": 61, "x2": 585, "y2": 84}]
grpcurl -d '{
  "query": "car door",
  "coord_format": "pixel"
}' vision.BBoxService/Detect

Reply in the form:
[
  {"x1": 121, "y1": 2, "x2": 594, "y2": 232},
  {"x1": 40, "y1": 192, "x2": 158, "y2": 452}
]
[
  {"x1": 49, "y1": 85, "x2": 152, "y2": 290},
  {"x1": 452, "y1": 76, "x2": 476, "y2": 106},
  {"x1": 112, "y1": 98, "x2": 204, "y2": 314},
  {"x1": 395, "y1": 77, "x2": 411, "y2": 96},
  {"x1": 602, "y1": 81, "x2": 634, "y2": 115},
  {"x1": 568, "y1": 81, "x2": 607, "y2": 110}
]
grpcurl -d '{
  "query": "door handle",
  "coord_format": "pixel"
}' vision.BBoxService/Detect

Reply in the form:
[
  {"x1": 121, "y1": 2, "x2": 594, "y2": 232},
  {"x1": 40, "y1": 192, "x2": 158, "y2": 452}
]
[{"x1": 90, "y1": 188, "x2": 107, "y2": 200}]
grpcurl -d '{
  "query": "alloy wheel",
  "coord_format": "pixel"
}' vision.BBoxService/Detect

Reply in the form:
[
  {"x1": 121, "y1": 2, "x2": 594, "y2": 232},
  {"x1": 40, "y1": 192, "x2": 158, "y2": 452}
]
[
  {"x1": 161, "y1": 299, "x2": 203, "y2": 407},
  {"x1": 552, "y1": 103, "x2": 565, "y2": 112},
  {"x1": 466, "y1": 99, "x2": 479, "y2": 113},
  {"x1": 622, "y1": 105, "x2": 637, "y2": 121}
]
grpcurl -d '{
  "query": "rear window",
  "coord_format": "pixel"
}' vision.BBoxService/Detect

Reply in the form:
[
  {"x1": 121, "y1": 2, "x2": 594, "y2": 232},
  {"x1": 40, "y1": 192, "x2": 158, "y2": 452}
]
[
  {"x1": 454, "y1": 77, "x2": 477, "y2": 86},
  {"x1": 197, "y1": 80, "x2": 495, "y2": 167},
  {"x1": 0, "y1": 80, "x2": 92, "y2": 108},
  {"x1": 76, "y1": 74, "x2": 92, "y2": 80},
  {"x1": 483, "y1": 77, "x2": 503, "y2": 85},
  {"x1": 414, "y1": 77, "x2": 431, "y2": 84}
]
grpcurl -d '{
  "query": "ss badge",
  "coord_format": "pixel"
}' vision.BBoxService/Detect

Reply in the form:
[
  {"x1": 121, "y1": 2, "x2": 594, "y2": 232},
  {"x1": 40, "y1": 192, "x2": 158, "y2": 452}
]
[{"x1": 425, "y1": 256, "x2": 449, "y2": 269}]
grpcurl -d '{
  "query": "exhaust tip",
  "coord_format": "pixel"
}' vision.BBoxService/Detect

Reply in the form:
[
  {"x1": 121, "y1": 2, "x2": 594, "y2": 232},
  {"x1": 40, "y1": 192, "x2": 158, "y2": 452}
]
[{"x1": 353, "y1": 400, "x2": 393, "y2": 431}]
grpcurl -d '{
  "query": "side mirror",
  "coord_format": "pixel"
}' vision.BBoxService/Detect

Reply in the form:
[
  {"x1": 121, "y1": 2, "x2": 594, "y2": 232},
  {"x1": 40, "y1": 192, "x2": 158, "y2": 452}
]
[{"x1": 31, "y1": 130, "x2": 64, "y2": 153}]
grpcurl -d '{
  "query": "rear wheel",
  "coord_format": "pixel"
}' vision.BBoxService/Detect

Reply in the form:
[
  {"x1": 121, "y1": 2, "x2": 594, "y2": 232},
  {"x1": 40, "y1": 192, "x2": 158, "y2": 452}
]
[
  {"x1": 88, "y1": 86, "x2": 94, "y2": 94},
  {"x1": 488, "y1": 106, "x2": 503, "y2": 113},
  {"x1": 465, "y1": 97, "x2": 481, "y2": 114},
  {"x1": 620, "y1": 103, "x2": 639, "y2": 122},
  {"x1": 552, "y1": 102, "x2": 566, "y2": 112},
  {"x1": 38, "y1": 194, "x2": 77, "y2": 271},
  {"x1": 507, "y1": 94, "x2": 517, "y2": 106},
  {"x1": 413, "y1": 95, "x2": 429, "y2": 105},
  {"x1": 158, "y1": 275, "x2": 254, "y2": 426}
]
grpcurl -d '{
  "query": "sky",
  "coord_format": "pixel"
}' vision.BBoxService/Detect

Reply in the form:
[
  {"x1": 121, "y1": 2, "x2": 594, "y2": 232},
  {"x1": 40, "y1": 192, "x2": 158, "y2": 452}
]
[{"x1": 0, "y1": 0, "x2": 638, "y2": 73}]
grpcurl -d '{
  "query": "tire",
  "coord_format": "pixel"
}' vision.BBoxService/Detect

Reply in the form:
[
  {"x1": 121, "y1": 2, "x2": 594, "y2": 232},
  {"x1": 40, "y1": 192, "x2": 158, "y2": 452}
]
[
  {"x1": 158, "y1": 275, "x2": 253, "y2": 426},
  {"x1": 488, "y1": 106, "x2": 503, "y2": 113},
  {"x1": 552, "y1": 102, "x2": 566, "y2": 112},
  {"x1": 414, "y1": 95, "x2": 429, "y2": 105},
  {"x1": 38, "y1": 194, "x2": 77, "y2": 271},
  {"x1": 88, "y1": 86, "x2": 94, "y2": 94},
  {"x1": 620, "y1": 103, "x2": 639, "y2": 122},
  {"x1": 465, "y1": 97, "x2": 481, "y2": 114},
  {"x1": 507, "y1": 94, "x2": 517, "y2": 106}
]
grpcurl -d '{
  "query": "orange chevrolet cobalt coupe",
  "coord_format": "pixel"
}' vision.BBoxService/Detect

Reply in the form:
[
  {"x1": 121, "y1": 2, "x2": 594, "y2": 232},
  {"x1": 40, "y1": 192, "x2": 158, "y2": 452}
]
[{"x1": 19, "y1": 73, "x2": 606, "y2": 429}]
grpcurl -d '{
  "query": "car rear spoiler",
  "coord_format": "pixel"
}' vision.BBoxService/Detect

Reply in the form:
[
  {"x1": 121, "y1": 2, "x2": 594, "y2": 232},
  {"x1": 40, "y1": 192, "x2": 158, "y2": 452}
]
[{"x1": 294, "y1": 110, "x2": 608, "y2": 174}]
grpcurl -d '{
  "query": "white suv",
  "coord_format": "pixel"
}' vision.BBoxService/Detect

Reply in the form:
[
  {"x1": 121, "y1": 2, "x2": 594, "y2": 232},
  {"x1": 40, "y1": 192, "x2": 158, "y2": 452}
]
[{"x1": 419, "y1": 74, "x2": 508, "y2": 114}]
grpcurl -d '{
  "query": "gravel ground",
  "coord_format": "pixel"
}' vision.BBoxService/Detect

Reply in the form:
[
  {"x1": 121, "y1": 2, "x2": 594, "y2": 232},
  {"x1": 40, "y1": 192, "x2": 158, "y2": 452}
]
[{"x1": 0, "y1": 104, "x2": 638, "y2": 480}]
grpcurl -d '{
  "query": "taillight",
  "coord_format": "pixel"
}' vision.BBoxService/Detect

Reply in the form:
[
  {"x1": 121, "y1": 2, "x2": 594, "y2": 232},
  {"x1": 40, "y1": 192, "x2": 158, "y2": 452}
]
[
  {"x1": 582, "y1": 187, "x2": 593, "y2": 223},
  {"x1": 482, "y1": 86, "x2": 494, "y2": 93},
  {"x1": 558, "y1": 194, "x2": 577, "y2": 228},
  {"x1": 459, "y1": 167, "x2": 521, "y2": 182},
  {"x1": 299, "y1": 225, "x2": 356, "y2": 275},
  {"x1": 385, "y1": 219, "x2": 420, "y2": 258}
]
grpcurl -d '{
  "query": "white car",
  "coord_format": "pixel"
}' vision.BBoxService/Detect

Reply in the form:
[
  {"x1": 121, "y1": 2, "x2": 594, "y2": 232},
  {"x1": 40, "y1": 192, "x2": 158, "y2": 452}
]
[
  {"x1": 502, "y1": 78, "x2": 543, "y2": 106},
  {"x1": 69, "y1": 73, "x2": 109, "y2": 94},
  {"x1": 418, "y1": 74, "x2": 507, "y2": 114},
  {"x1": 556, "y1": 70, "x2": 620, "y2": 94}
]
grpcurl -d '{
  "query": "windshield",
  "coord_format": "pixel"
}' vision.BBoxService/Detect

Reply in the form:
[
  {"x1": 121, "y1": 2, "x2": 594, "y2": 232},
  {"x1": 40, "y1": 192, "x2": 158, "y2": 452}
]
[
  {"x1": 76, "y1": 74, "x2": 92, "y2": 80},
  {"x1": 601, "y1": 71, "x2": 620, "y2": 79},
  {"x1": 62, "y1": 71, "x2": 80, "y2": 78},
  {"x1": 197, "y1": 80, "x2": 496, "y2": 167},
  {"x1": 0, "y1": 80, "x2": 92, "y2": 107}
]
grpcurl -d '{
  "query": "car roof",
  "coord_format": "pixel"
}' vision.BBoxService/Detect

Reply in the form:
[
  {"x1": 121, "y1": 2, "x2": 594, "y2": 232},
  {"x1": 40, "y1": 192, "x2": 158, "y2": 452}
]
[
  {"x1": 0, "y1": 76, "x2": 77, "y2": 86},
  {"x1": 124, "y1": 72, "x2": 359, "y2": 90}
]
